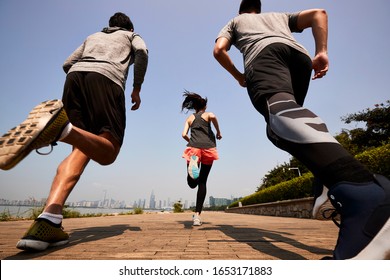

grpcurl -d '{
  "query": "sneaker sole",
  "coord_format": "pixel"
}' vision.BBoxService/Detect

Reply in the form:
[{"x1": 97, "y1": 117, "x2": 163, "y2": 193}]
[
  {"x1": 312, "y1": 186, "x2": 340, "y2": 221},
  {"x1": 351, "y1": 217, "x2": 390, "y2": 259},
  {"x1": 193, "y1": 220, "x2": 202, "y2": 226},
  {"x1": 188, "y1": 156, "x2": 199, "y2": 179},
  {"x1": 313, "y1": 199, "x2": 337, "y2": 220},
  {"x1": 0, "y1": 100, "x2": 68, "y2": 170},
  {"x1": 16, "y1": 238, "x2": 69, "y2": 251},
  {"x1": 312, "y1": 186, "x2": 330, "y2": 219}
]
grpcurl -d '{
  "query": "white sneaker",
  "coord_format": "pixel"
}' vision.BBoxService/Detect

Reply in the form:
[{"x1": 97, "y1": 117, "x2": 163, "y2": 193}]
[{"x1": 192, "y1": 214, "x2": 202, "y2": 226}]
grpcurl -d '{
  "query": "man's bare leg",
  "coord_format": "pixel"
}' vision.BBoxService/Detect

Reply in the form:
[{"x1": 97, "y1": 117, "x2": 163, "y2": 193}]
[
  {"x1": 43, "y1": 148, "x2": 90, "y2": 214},
  {"x1": 61, "y1": 128, "x2": 121, "y2": 166}
]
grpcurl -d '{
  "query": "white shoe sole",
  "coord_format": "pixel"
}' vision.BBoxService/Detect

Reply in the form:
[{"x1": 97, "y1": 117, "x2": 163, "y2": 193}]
[
  {"x1": 16, "y1": 238, "x2": 69, "y2": 251},
  {"x1": 0, "y1": 100, "x2": 67, "y2": 170},
  {"x1": 193, "y1": 219, "x2": 202, "y2": 226},
  {"x1": 312, "y1": 186, "x2": 339, "y2": 220},
  {"x1": 188, "y1": 155, "x2": 200, "y2": 180},
  {"x1": 313, "y1": 186, "x2": 329, "y2": 219}
]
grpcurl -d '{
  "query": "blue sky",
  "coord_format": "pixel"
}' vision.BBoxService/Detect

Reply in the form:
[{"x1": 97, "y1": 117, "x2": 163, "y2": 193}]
[{"x1": 0, "y1": 0, "x2": 389, "y2": 207}]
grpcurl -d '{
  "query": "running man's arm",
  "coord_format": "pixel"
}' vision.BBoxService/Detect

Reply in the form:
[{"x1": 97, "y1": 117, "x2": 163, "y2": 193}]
[
  {"x1": 132, "y1": 35, "x2": 148, "y2": 89},
  {"x1": 63, "y1": 43, "x2": 85, "y2": 73},
  {"x1": 297, "y1": 9, "x2": 329, "y2": 80},
  {"x1": 130, "y1": 34, "x2": 149, "y2": 110},
  {"x1": 130, "y1": 86, "x2": 141, "y2": 111},
  {"x1": 213, "y1": 37, "x2": 246, "y2": 87}
]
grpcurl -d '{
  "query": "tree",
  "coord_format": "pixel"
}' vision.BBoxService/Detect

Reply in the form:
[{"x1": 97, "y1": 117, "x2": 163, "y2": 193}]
[
  {"x1": 335, "y1": 130, "x2": 362, "y2": 155},
  {"x1": 257, "y1": 158, "x2": 309, "y2": 191},
  {"x1": 340, "y1": 100, "x2": 390, "y2": 152}
]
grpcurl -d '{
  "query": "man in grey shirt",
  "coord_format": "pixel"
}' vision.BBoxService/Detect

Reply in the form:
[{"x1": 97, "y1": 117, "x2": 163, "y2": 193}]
[
  {"x1": 214, "y1": 0, "x2": 390, "y2": 259},
  {"x1": 0, "y1": 12, "x2": 148, "y2": 251}
]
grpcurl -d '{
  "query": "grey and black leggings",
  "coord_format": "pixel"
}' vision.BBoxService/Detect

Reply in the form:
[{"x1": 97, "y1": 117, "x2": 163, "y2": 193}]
[
  {"x1": 256, "y1": 92, "x2": 373, "y2": 187},
  {"x1": 246, "y1": 43, "x2": 373, "y2": 188}
]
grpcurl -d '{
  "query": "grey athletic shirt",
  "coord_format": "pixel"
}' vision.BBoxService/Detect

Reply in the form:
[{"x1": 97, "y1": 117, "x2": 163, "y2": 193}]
[
  {"x1": 217, "y1": 12, "x2": 310, "y2": 70},
  {"x1": 63, "y1": 27, "x2": 148, "y2": 91}
]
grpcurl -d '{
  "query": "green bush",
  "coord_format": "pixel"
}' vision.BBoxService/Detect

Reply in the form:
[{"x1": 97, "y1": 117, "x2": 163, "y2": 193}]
[
  {"x1": 118, "y1": 211, "x2": 134, "y2": 215},
  {"x1": 29, "y1": 206, "x2": 44, "y2": 220},
  {"x1": 230, "y1": 144, "x2": 390, "y2": 207},
  {"x1": 356, "y1": 143, "x2": 390, "y2": 178},
  {"x1": 133, "y1": 207, "x2": 144, "y2": 215},
  {"x1": 230, "y1": 173, "x2": 314, "y2": 207},
  {"x1": 173, "y1": 202, "x2": 184, "y2": 213},
  {"x1": 0, "y1": 209, "x2": 12, "y2": 221},
  {"x1": 63, "y1": 208, "x2": 82, "y2": 218}
]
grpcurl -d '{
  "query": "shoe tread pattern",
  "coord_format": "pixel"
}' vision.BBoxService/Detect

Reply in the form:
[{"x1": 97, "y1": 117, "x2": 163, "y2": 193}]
[{"x1": 0, "y1": 100, "x2": 68, "y2": 170}]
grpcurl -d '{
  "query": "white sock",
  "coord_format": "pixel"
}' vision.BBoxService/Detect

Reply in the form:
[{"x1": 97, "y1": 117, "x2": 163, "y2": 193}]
[
  {"x1": 38, "y1": 212, "x2": 63, "y2": 224},
  {"x1": 59, "y1": 122, "x2": 73, "y2": 141}
]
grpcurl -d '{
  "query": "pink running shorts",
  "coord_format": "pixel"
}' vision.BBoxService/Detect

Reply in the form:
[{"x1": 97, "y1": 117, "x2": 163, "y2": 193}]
[{"x1": 182, "y1": 147, "x2": 219, "y2": 165}]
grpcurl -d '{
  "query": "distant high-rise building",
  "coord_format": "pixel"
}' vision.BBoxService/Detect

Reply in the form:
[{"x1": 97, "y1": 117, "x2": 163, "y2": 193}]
[
  {"x1": 149, "y1": 190, "x2": 156, "y2": 209},
  {"x1": 209, "y1": 196, "x2": 237, "y2": 207}
]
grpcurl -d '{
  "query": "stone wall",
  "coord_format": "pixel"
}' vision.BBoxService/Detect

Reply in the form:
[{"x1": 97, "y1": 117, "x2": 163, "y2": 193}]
[{"x1": 225, "y1": 197, "x2": 315, "y2": 219}]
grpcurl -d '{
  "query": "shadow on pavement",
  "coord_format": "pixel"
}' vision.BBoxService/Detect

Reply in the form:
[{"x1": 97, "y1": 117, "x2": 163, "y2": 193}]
[{"x1": 201, "y1": 224, "x2": 333, "y2": 260}]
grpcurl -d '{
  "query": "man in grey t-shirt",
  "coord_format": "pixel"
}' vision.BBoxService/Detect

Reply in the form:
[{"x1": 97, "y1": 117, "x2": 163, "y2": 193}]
[
  {"x1": 214, "y1": 0, "x2": 390, "y2": 260},
  {"x1": 0, "y1": 12, "x2": 149, "y2": 252}
]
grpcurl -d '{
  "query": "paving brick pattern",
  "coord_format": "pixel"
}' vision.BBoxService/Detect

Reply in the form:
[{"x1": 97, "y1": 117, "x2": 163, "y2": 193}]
[{"x1": 0, "y1": 212, "x2": 338, "y2": 260}]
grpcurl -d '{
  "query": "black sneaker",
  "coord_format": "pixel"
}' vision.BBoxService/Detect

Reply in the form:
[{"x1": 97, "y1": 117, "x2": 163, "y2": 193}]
[
  {"x1": 0, "y1": 100, "x2": 68, "y2": 170},
  {"x1": 350, "y1": 174, "x2": 390, "y2": 259},
  {"x1": 329, "y1": 174, "x2": 390, "y2": 259},
  {"x1": 16, "y1": 218, "x2": 69, "y2": 251}
]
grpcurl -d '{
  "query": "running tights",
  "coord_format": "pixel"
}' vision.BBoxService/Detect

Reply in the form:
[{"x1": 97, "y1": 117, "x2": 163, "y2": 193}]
[
  {"x1": 187, "y1": 163, "x2": 212, "y2": 214},
  {"x1": 257, "y1": 92, "x2": 373, "y2": 188}
]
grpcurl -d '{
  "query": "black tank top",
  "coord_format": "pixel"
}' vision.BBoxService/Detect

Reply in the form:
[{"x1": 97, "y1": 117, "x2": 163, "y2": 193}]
[{"x1": 188, "y1": 112, "x2": 216, "y2": 149}]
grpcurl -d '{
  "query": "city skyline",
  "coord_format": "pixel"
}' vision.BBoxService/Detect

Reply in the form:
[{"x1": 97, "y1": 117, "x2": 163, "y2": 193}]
[{"x1": 0, "y1": 190, "x2": 239, "y2": 210}]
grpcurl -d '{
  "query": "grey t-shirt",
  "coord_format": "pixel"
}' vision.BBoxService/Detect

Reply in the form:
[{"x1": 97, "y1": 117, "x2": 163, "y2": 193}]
[
  {"x1": 217, "y1": 12, "x2": 310, "y2": 70},
  {"x1": 63, "y1": 27, "x2": 148, "y2": 91}
]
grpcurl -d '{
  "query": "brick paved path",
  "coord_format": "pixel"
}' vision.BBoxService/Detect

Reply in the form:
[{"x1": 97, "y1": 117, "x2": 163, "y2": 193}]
[{"x1": 0, "y1": 211, "x2": 338, "y2": 260}]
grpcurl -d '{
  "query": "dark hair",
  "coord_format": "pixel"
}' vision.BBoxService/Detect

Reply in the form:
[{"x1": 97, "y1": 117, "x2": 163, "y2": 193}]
[
  {"x1": 109, "y1": 12, "x2": 134, "y2": 30},
  {"x1": 181, "y1": 90, "x2": 207, "y2": 112},
  {"x1": 239, "y1": 0, "x2": 261, "y2": 14}
]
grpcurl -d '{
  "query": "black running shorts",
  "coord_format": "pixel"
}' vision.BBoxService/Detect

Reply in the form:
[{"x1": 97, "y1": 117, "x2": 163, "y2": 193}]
[
  {"x1": 62, "y1": 71, "x2": 126, "y2": 146},
  {"x1": 245, "y1": 43, "x2": 312, "y2": 110}
]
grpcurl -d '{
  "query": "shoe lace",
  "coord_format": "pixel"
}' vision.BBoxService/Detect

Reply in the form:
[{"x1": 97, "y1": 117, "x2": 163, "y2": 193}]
[
  {"x1": 322, "y1": 208, "x2": 340, "y2": 227},
  {"x1": 35, "y1": 142, "x2": 57, "y2": 155}
]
